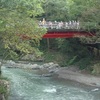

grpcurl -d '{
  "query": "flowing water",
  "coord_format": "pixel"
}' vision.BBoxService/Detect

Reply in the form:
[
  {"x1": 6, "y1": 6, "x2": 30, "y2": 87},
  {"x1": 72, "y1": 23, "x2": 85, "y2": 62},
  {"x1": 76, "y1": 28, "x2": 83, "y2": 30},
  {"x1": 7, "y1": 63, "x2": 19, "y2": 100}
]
[{"x1": 2, "y1": 66, "x2": 100, "y2": 100}]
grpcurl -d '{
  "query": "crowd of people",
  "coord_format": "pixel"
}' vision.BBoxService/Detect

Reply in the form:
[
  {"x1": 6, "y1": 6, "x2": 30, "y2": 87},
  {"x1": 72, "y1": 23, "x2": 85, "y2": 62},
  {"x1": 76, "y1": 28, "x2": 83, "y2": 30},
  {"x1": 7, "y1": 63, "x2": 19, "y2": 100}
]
[{"x1": 38, "y1": 18, "x2": 80, "y2": 29}]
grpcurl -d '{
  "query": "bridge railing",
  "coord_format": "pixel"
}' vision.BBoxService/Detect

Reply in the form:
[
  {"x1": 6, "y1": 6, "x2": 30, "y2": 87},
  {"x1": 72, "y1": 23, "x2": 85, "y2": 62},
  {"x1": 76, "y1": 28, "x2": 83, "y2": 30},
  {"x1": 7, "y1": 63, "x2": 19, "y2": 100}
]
[
  {"x1": 38, "y1": 21, "x2": 80, "y2": 29},
  {"x1": 38, "y1": 20, "x2": 98, "y2": 30}
]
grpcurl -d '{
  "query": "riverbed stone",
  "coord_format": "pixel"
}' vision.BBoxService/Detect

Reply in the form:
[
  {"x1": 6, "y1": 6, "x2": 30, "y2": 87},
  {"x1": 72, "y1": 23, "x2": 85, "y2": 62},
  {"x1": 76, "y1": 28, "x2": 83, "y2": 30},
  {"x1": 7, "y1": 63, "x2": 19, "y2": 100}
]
[
  {"x1": 31, "y1": 64, "x2": 40, "y2": 69},
  {"x1": 6, "y1": 60, "x2": 15, "y2": 65}
]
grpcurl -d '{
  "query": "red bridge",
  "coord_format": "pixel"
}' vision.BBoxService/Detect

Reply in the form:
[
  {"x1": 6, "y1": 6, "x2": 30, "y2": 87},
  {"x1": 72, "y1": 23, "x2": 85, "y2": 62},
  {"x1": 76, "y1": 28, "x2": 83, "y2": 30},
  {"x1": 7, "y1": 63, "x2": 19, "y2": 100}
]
[
  {"x1": 42, "y1": 29, "x2": 94, "y2": 38},
  {"x1": 38, "y1": 20, "x2": 95, "y2": 38}
]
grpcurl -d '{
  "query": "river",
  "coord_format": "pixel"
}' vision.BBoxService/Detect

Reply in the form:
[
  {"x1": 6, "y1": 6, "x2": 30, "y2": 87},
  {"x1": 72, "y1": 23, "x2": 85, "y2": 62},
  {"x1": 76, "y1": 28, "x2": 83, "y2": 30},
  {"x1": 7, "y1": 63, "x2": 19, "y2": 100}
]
[{"x1": 2, "y1": 66, "x2": 100, "y2": 100}]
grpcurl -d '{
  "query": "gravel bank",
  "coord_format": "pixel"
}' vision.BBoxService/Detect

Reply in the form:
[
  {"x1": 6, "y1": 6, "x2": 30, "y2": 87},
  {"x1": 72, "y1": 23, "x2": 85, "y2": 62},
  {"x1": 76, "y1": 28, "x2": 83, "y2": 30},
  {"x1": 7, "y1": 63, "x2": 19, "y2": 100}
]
[{"x1": 55, "y1": 67, "x2": 100, "y2": 87}]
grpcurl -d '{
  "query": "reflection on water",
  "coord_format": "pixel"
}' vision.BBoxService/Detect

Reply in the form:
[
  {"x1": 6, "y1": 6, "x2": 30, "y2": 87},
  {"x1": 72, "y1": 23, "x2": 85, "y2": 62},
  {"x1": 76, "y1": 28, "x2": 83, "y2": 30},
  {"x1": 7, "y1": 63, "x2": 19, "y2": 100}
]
[{"x1": 2, "y1": 67, "x2": 100, "y2": 100}]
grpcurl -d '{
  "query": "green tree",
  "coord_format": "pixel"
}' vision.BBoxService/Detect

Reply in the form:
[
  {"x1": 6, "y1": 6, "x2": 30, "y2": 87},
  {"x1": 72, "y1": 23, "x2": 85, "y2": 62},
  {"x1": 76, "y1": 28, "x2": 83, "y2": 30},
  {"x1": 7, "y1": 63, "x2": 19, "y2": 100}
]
[
  {"x1": 41, "y1": 0, "x2": 71, "y2": 21},
  {"x1": 69, "y1": 0, "x2": 100, "y2": 43},
  {"x1": 0, "y1": 0, "x2": 46, "y2": 74}
]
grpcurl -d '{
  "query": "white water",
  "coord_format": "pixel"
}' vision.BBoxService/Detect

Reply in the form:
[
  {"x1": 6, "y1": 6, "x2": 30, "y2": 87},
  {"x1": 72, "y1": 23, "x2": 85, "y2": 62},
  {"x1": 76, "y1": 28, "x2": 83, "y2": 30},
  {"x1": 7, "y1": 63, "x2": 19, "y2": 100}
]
[{"x1": 2, "y1": 66, "x2": 100, "y2": 100}]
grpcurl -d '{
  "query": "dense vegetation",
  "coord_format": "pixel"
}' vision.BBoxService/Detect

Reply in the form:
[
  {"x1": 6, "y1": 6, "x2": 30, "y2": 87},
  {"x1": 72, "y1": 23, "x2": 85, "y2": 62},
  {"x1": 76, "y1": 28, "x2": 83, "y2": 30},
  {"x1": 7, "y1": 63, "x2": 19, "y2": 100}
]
[
  {"x1": 0, "y1": 0, "x2": 100, "y2": 74},
  {"x1": 40, "y1": 0, "x2": 100, "y2": 74},
  {"x1": 0, "y1": 0, "x2": 46, "y2": 60},
  {"x1": 0, "y1": 0, "x2": 46, "y2": 74}
]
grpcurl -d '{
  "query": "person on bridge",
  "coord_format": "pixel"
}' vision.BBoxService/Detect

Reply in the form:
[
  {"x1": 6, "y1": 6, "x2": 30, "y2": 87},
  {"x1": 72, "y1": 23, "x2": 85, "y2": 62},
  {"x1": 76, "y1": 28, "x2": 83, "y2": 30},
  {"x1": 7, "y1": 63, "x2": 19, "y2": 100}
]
[
  {"x1": 42, "y1": 18, "x2": 46, "y2": 28},
  {"x1": 76, "y1": 21, "x2": 80, "y2": 29},
  {"x1": 42, "y1": 18, "x2": 46, "y2": 24}
]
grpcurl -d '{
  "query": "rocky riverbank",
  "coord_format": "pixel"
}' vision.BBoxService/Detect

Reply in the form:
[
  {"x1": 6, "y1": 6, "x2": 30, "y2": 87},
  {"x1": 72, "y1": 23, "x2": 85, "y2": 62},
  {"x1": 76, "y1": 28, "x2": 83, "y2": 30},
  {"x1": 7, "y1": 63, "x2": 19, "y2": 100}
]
[
  {"x1": 2, "y1": 60, "x2": 100, "y2": 87},
  {"x1": 3, "y1": 60, "x2": 60, "y2": 77}
]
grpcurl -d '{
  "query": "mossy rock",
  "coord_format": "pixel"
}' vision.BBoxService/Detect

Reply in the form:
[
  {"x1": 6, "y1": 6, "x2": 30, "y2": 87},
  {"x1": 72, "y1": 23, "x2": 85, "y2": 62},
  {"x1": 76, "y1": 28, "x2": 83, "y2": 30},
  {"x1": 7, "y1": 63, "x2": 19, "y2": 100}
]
[{"x1": 0, "y1": 80, "x2": 9, "y2": 100}]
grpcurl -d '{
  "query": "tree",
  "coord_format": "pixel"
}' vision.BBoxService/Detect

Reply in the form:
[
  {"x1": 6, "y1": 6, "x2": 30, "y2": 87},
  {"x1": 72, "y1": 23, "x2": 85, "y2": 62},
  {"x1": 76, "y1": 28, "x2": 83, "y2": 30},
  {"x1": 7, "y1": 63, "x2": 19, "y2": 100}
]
[
  {"x1": 0, "y1": 0, "x2": 46, "y2": 74},
  {"x1": 0, "y1": 0, "x2": 46, "y2": 57},
  {"x1": 41, "y1": 0, "x2": 71, "y2": 21},
  {"x1": 69, "y1": 0, "x2": 100, "y2": 43}
]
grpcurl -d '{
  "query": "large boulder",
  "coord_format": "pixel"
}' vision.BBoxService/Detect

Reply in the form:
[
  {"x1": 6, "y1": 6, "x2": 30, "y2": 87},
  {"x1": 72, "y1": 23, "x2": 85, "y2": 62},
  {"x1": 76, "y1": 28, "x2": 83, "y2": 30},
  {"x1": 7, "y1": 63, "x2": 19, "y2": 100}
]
[{"x1": 40, "y1": 62, "x2": 59, "y2": 74}]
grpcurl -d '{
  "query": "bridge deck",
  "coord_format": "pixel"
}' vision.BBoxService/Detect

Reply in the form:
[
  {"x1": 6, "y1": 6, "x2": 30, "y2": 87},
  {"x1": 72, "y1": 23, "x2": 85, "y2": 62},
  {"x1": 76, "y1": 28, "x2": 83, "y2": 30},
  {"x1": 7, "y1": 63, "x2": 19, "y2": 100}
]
[{"x1": 43, "y1": 29, "x2": 94, "y2": 38}]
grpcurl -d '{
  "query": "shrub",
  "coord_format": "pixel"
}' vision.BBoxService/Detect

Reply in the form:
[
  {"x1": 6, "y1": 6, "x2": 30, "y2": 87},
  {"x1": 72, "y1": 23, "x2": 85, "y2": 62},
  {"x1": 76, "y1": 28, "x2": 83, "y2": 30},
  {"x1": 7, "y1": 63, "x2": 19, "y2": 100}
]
[{"x1": 92, "y1": 63, "x2": 100, "y2": 75}]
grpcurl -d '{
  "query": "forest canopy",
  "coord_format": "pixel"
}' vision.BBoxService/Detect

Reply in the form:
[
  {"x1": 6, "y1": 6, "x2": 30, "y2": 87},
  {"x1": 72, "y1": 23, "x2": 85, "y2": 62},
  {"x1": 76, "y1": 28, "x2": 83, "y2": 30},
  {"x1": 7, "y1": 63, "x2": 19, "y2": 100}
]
[{"x1": 0, "y1": 0, "x2": 46, "y2": 59}]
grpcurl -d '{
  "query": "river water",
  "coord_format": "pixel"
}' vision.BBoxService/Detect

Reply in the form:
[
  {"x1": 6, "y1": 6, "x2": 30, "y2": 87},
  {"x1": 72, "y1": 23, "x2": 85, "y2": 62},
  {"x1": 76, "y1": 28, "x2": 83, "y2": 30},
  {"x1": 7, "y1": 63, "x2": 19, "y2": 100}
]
[{"x1": 2, "y1": 66, "x2": 100, "y2": 100}]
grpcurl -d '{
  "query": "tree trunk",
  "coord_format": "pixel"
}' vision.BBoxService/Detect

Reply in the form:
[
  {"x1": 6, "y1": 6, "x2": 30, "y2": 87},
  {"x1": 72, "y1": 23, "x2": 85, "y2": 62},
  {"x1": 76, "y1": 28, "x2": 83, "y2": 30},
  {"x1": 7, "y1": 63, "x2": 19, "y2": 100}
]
[
  {"x1": 0, "y1": 64, "x2": 1, "y2": 75},
  {"x1": 47, "y1": 38, "x2": 50, "y2": 51},
  {"x1": 0, "y1": 61, "x2": 3, "y2": 75}
]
